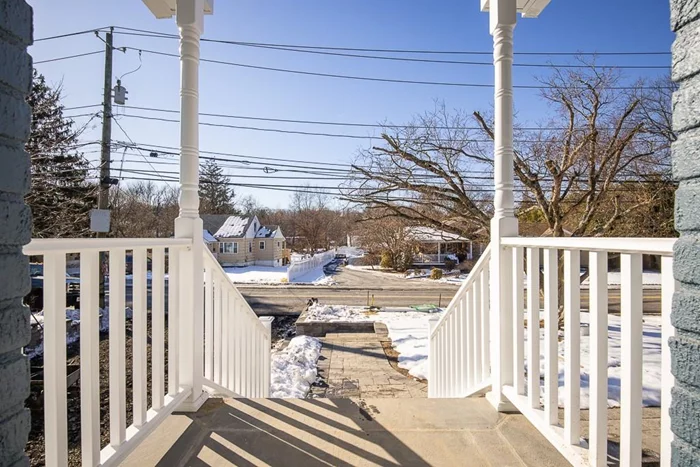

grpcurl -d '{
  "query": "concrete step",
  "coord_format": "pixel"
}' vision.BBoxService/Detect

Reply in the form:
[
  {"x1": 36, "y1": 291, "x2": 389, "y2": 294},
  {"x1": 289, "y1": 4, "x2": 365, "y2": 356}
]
[{"x1": 123, "y1": 396, "x2": 568, "y2": 466}]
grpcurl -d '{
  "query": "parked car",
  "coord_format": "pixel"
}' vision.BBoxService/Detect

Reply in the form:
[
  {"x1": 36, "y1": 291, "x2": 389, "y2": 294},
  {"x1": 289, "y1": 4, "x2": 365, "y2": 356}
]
[{"x1": 26, "y1": 263, "x2": 80, "y2": 311}]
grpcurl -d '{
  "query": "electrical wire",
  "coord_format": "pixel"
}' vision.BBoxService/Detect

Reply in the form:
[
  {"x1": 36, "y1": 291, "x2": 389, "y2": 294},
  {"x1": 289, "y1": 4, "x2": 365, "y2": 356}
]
[
  {"x1": 35, "y1": 27, "x2": 110, "y2": 42},
  {"x1": 112, "y1": 26, "x2": 672, "y2": 57},
  {"x1": 34, "y1": 50, "x2": 104, "y2": 64},
  {"x1": 129, "y1": 47, "x2": 668, "y2": 91},
  {"x1": 111, "y1": 118, "x2": 170, "y2": 183}
]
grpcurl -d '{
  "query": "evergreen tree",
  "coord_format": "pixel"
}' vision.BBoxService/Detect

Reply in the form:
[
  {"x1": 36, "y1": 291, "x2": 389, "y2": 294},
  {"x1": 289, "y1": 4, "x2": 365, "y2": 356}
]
[
  {"x1": 199, "y1": 158, "x2": 236, "y2": 214},
  {"x1": 25, "y1": 70, "x2": 96, "y2": 238}
]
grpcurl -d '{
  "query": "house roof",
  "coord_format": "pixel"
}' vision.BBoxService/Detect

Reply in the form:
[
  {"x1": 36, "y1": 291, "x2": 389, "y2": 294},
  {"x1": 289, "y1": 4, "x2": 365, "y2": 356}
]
[
  {"x1": 214, "y1": 216, "x2": 254, "y2": 238},
  {"x1": 406, "y1": 226, "x2": 470, "y2": 243},
  {"x1": 255, "y1": 225, "x2": 281, "y2": 238},
  {"x1": 203, "y1": 229, "x2": 217, "y2": 243},
  {"x1": 201, "y1": 215, "x2": 231, "y2": 236}
]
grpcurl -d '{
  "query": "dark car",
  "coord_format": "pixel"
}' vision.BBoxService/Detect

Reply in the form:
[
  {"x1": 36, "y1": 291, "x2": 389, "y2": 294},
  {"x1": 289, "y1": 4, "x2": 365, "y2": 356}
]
[{"x1": 26, "y1": 263, "x2": 80, "y2": 311}]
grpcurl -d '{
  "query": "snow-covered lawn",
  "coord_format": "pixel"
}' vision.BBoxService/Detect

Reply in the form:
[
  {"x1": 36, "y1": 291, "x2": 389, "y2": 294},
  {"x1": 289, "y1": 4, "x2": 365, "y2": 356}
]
[
  {"x1": 305, "y1": 303, "x2": 442, "y2": 380},
  {"x1": 224, "y1": 265, "x2": 335, "y2": 285},
  {"x1": 270, "y1": 335, "x2": 322, "y2": 398},
  {"x1": 303, "y1": 303, "x2": 663, "y2": 408},
  {"x1": 345, "y1": 265, "x2": 464, "y2": 284}
]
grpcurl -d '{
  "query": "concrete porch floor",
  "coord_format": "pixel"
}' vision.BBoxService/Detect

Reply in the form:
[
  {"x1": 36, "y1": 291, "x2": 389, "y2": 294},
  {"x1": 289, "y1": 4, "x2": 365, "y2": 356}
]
[{"x1": 122, "y1": 397, "x2": 568, "y2": 466}]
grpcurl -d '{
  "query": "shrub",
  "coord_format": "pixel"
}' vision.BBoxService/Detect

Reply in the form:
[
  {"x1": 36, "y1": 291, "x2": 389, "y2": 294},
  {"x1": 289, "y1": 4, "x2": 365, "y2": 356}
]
[
  {"x1": 380, "y1": 251, "x2": 393, "y2": 269},
  {"x1": 280, "y1": 277, "x2": 289, "y2": 283},
  {"x1": 444, "y1": 259, "x2": 457, "y2": 270},
  {"x1": 430, "y1": 268, "x2": 443, "y2": 280}
]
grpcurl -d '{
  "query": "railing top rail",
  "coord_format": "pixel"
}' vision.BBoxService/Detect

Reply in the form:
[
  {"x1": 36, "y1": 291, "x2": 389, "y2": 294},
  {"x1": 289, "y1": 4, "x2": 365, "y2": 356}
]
[
  {"x1": 501, "y1": 236, "x2": 676, "y2": 256},
  {"x1": 23, "y1": 237, "x2": 192, "y2": 255}
]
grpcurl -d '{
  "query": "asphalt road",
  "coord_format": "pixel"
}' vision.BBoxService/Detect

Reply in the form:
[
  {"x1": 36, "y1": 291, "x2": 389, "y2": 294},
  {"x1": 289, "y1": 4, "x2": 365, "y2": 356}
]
[{"x1": 238, "y1": 265, "x2": 663, "y2": 316}]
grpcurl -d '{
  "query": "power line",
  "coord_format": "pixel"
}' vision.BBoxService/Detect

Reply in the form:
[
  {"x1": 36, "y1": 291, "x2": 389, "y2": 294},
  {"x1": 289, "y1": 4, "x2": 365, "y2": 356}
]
[
  {"x1": 130, "y1": 47, "x2": 666, "y2": 91},
  {"x1": 34, "y1": 50, "x2": 104, "y2": 65},
  {"x1": 118, "y1": 104, "x2": 646, "y2": 132},
  {"x1": 112, "y1": 26, "x2": 672, "y2": 57},
  {"x1": 111, "y1": 118, "x2": 169, "y2": 183},
  {"x1": 35, "y1": 27, "x2": 110, "y2": 42}
]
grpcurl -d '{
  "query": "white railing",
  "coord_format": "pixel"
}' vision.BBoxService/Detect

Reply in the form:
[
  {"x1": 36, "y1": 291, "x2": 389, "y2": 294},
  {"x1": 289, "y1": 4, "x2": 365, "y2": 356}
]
[
  {"x1": 286, "y1": 250, "x2": 335, "y2": 282},
  {"x1": 429, "y1": 244, "x2": 491, "y2": 398},
  {"x1": 202, "y1": 248, "x2": 272, "y2": 398},
  {"x1": 23, "y1": 238, "x2": 192, "y2": 467},
  {"x1": 429, "y1": 237, "x2": 676, "y2": 466},
  {"x1": 500, "y1": 237, "x2": 676, "y2": 466}
]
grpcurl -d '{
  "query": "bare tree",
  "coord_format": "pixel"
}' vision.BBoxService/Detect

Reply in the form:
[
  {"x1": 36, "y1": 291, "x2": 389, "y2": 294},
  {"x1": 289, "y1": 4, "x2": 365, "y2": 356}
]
[
  {"x1": 345, "y1": 64, "x2": 675, "y2": 240},
  {"x1": 110, "y1": 181, "x2": 179, "y2": 238},
  {"x1": 356, "y1": 215, "x2": 416, "y2": 272}
]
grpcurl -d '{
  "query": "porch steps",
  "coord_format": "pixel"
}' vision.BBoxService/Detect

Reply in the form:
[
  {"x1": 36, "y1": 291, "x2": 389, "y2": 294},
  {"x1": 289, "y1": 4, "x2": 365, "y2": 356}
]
[{"x1": 122, "y1": 397, "x2": 567, "y2": 466}]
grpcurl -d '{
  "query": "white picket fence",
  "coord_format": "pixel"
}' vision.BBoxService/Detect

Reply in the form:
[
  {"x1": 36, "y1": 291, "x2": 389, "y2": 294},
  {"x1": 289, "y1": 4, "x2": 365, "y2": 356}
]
[
  {"x1": 202, "y1": 248, "x2": 272, "y2": 397},
  {"x1": 429, "y1": 237, "x2": 676, "y2": 466},
  {"x1": 286, "y1": 250, "x2": 335, "y2": 282}
]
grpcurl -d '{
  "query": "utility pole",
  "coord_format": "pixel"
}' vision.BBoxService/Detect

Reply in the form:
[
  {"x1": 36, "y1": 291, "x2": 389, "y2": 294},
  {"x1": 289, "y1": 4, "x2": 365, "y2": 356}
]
[
  {"x1": 98, "y1": 27, "x2": 113, "y2": 233},
  {"x1": 98, "y1": 27, "x2": 114, "y2": 307}
]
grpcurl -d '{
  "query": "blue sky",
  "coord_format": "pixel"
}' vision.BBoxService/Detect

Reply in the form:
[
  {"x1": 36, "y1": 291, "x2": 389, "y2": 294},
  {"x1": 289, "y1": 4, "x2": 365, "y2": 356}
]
[{"x1": 29, "y1": 0, "x2": 673, "y2": 209}]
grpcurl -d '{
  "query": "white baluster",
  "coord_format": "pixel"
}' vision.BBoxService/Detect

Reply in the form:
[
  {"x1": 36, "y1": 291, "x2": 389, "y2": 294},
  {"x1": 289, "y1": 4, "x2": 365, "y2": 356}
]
[
  {"x1": 229, "y1": 291, "x2": 236, "y2": 391},
  {"x1": 213, "y1": 279, "x2": 222, "y2": 384},
  {"x1": 221, "y1": 285, "x2": 229, "y2": 387},
  {"x1": 428, "y1": 317, "x2": 439, "y2": 398},
  {"x1": 455, "y1": 297, "x2": 464, "y2": 396},
  {"x1": 473, "y1": 274, "x2": 482, "y2": 384},
  {"x1": 109, "y1": 248, "x2": 126, "y2": 446},
  {"x1": 620, "y1": 253, "x2": 643, "y2": 466},
  {"x1": 468, "y1": 290, "x2": 476, "y2": 389},
  {"x1": 563, "y1": 249, "x2": 580, "y2": 444},
  {"x1": 660, "y1": 255, "x2": 676, "y2": 467},
  {"x1": 80, "y1": 250, "x2": 100, "y2": 466},
  {"x1": 204, "y1": 263, "x2": 213, "y2": 380},
  {"x1": 44, "y1": 251, "x2": 68, "y2": 466},
  {"x1": 543, "y1": 248, "x2": 558, "y2": 425},
  {"x1": 167, "y1": 247, "x2": 180, "y2": 396},
  {"x1": 234, "y1": 298, "x2": 243, "y2": 395},
  {"x1": 513, "y1": 247, "x2": 525, "y2": 394},
  {"x1": 133, "y1": 248, "x2": 147, "y2": 427},
  {"x1": 152, "y1": 247, "x2": 165, "y2": 410},
  {"x1": 481, "y1": 265, "x2": 490, "y2": 379},
  {"x1": 589, "y1": 251, "x2": 608, "y2": 466},
  {"x1": 260, "y1": 317, "x2": 274, "y2": 398},
  {"x1": 526, "y1": 248, "x2": 540, "y2": 409}
]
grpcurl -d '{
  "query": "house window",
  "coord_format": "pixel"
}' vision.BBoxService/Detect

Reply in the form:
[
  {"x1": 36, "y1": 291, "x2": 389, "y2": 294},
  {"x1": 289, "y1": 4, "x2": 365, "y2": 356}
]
[
  {"x1": 277, "y1": 241, "x2": 281, "y2": 248},
  {"x1": 259, "y1": 241, "x2": 265, "y2": 250},
  {"x1": 219, "y1": 243, "x2": 224, "y2": 254},
  {"x1": 248, "y1": 242, "x2": 252, "y2": 253},
  {"x1": 221, "y1": 242, "x2": 238, "y2": 254},
  {"x1": 282, "y1": 241, "x2": 286, "y2": 249}
]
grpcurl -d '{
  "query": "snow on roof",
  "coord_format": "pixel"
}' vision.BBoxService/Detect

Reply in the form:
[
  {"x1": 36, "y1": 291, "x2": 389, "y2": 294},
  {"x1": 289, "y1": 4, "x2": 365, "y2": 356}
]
[
  {"x1": 203, "y1": 229, "x2": 217, "y2": 243},
  {"x1": 255, "y1": 225, "x2": 279, "y2": 238},
  {"x1": 214, "y1": 216, "x2": 250, "y2": 238},
  {"x1": 406, "y1": 226, "x2": 470, "y2": 243}
]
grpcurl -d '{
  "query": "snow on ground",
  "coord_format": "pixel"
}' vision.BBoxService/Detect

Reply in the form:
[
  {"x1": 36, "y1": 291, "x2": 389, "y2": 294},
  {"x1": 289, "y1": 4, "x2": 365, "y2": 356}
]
[
  {"x1": 27, "y1": 307, "x2": 133, "y2": 359},
  {"x1": 304, "y1": 303, "x2": 663, "y2": 408},
  {"x1": 526, "y1": 313, "x2": 662, "y2": 409},
  {"x1": 270, "y1": 335, "x2": 322, "y2": 398},
  {"x1": 305, "y1": 303, "x2": 443, "y2": 380},
  {"x1": 224, "y1": 265, "x2": 335, "y2": 285},
  {"x1": 346, "y1": 265, "x2": 464, "y2": 284}
]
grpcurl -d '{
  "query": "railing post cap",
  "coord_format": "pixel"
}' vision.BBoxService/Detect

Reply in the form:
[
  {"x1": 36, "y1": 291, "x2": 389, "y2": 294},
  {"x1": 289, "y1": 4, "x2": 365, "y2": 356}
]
[{"x1": 259, "y1": 316, "x2": 274, "y2": 329}]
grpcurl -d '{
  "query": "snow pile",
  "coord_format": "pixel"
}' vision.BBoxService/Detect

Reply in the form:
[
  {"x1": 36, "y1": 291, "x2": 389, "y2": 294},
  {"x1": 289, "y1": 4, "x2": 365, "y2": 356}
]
[
  {"x1": 225, "y1": 266, "x2": 288, "y2": 284},
  {"x1": 270, "y1": 336, "x2": 322, "y2": 398},
  {"x1": 304, "y1": 303, "x2": 442, "y2": 380},
  {"x1": 580, "y1": 271, "x2": 663, "y2": 288}
]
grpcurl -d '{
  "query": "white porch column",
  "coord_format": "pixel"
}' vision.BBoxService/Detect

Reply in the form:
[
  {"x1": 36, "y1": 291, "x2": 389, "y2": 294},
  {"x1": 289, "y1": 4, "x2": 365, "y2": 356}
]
[
  {"x1": 485, "y1": 0, "x2": 518, "y2": 412},
  {"x1": 437, "y1": 242, "x2": 441, "y2": 263},
  {"x1": 174, "y1": 0, "x2": 206, "y2": 411}
]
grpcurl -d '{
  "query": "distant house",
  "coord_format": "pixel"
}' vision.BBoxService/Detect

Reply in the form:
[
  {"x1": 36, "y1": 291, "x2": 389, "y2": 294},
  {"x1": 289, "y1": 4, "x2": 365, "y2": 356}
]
[
  {"x1": 202, "y1": 215, "x2": 288, "y2": 267},
  {"x1": 406, "y1": 226, "x2": 474, "y2": 264}
]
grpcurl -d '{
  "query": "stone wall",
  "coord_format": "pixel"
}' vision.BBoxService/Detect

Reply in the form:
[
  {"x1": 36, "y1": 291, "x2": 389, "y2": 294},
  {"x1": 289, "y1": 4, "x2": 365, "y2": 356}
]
[
  {"x1": 0, "y1": 0, "x2": 33, "y2": 465},
  {"x1": 670, "y1": 1, "x2": 700, "y2": 466}
]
